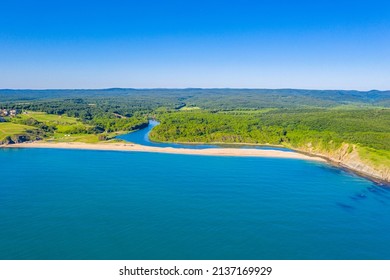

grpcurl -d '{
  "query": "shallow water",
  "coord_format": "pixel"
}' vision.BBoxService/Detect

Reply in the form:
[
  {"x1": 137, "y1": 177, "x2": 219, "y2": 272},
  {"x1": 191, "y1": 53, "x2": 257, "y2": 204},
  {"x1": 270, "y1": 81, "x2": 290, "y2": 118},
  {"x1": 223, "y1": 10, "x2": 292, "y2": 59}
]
[{"x1": 0, "y1": 148, "x2": 389, "y2": 259}]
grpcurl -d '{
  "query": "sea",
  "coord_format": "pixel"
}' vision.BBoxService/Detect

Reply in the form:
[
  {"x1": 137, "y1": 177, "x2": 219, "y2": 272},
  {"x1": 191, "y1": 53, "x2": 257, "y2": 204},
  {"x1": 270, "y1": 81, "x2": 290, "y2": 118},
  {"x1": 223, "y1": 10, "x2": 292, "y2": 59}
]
[{"x1": 0, "y1": 122, "x2": 389, "y2": 259}]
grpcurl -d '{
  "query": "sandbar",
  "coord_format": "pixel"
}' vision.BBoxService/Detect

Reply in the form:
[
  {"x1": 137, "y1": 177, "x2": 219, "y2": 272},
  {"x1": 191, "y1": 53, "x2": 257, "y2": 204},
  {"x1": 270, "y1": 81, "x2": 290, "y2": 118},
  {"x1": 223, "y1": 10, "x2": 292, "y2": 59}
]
[{"x1": 3, "y1": 141, "x2": 326, "y2": 162}]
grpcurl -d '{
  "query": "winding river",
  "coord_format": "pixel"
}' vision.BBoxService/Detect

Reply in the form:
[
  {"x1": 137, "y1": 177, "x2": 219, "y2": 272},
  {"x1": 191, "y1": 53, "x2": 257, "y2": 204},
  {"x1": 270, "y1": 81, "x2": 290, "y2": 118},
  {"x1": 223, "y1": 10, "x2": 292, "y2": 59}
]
[{"x1": 117, "y1": 120, "x2": 293, "y2": 151}]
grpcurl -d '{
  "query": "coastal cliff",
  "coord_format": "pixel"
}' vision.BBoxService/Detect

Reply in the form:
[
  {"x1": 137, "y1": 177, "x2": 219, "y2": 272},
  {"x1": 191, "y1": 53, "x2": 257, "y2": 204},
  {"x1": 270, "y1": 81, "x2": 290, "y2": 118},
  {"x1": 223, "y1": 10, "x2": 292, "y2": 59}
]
[{"x1": 295, "y1": 143, "x2": 390, "y2": 183}]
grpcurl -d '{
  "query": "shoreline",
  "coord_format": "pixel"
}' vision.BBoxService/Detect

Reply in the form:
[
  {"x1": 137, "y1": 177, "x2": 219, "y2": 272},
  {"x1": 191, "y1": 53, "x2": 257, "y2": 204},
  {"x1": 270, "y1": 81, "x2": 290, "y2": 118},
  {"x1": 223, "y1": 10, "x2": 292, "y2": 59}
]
[
  {"x1": 130, "y1": 136, "x2": 390, "y2": 185},
  {"x1": 1, "y1": 141, "x2": 325, "y2": 161},
  {"x1": 1, "y1": 141, "x2": 389, "y2": 185},
  {"x1": 147, "y1": 138, "x2": 287, "y2": 149},
  {"x1": 292, "y1": 147, "x2": 390, "y2": 186}
]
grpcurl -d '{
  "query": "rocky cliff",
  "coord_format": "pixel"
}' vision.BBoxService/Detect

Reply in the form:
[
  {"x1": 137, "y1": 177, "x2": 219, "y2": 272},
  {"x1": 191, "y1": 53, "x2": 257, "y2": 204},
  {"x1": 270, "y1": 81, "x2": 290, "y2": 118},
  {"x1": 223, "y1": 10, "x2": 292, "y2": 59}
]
[{"x1": 295, "y1": 143, "x2": 390, "y2": 184}]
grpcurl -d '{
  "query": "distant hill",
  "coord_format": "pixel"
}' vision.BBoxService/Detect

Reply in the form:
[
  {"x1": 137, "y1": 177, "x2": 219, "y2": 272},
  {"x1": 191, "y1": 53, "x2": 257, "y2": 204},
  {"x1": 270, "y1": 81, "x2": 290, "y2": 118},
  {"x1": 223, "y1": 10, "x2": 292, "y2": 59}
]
[{"x1": 1, "y1": 88, "x2": 389, "y2": 108}]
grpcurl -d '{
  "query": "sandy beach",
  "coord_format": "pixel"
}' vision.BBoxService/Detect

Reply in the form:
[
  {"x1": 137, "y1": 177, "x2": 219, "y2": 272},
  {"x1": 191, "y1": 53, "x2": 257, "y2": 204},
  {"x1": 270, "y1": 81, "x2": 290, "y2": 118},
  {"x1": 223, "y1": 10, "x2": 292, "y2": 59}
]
[{"x1": 2, "y1": 141, "x2": 326, "y2": 162}]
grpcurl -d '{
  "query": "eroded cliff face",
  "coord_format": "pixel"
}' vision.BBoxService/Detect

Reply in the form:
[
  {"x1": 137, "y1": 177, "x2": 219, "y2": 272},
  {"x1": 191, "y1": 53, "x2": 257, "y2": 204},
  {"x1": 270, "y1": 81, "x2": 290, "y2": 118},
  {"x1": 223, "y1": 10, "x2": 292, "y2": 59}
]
[{"x1": 296, "y1": 143, "x2": 390, "y2": 183}]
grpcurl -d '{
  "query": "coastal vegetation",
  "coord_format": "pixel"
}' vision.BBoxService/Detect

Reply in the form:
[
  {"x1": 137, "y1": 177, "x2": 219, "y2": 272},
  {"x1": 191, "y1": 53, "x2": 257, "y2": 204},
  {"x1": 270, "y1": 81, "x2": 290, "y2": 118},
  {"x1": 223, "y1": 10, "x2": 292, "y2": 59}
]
[
  {"x1": 0, "y1": 122, "x2": 39, "y2": 144},
  {"x1": 150, "y1": 109, "x2": 389, "y2": 149},
  {"x1": 0, "y1": 110, "x2": 148, "y2": 144},
  {"x1": 149, "y1": 109, "x2": 390, "y2": 179},
  {"x1": 0, "y1": 88, "x2": 389, "y2": 181}
]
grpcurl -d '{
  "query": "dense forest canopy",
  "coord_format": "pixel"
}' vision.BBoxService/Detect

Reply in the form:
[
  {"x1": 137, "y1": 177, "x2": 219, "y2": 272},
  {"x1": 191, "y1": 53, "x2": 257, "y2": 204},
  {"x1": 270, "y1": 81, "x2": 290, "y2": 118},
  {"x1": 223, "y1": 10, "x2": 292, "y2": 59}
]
[
  {"x1": 1, "y1": 88, "x2": 390, "y2": 108},
  {"x1": 150, "y1": 109, "x2": 390, "y2": 150},
  {"x1": 1, "y1": 88, "x2": 389, "y2": 173}
]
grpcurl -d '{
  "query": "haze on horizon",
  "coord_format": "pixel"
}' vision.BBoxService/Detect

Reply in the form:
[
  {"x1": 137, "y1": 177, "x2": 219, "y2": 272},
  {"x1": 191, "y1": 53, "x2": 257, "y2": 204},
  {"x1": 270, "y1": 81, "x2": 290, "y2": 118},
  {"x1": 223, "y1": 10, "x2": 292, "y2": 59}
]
[{"x1": 1, "y1": 0, "x2": 389, "y2": 90}]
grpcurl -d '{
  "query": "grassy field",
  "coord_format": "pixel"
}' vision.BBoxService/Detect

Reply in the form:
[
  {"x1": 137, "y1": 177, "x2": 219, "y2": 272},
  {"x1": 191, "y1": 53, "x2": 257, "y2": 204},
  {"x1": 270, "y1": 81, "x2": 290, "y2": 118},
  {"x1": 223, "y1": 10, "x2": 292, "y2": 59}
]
[
  {"x1": 0, "y1": 122, "x2": 37, "y2": 141},
  {"x1": 17, "y1": 111, "x2": 79, "y2": 125},
  {"x1": 48, "y1": 133, "x2": 101, "y2": 143},
  {"x1": 180, "y1": 106, "x2": 201, "y2": 111},
  {"x1": 47, "y1": 131, "x2": 123, "y2": 143},
  {"x1": 2, "y1": 111, "x2": 131, "y2": 143},
  {"x1": 12, "y1": 111, "x2": 97, "y2": 142},
  {"x1": 358, "y1": 146, "x2": 390, "y2": 169}
]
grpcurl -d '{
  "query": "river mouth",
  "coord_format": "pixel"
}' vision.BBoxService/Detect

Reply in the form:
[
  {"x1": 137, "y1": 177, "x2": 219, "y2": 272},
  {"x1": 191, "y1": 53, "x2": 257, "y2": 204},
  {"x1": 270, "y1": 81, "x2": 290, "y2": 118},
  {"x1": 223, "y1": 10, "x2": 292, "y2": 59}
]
[{"x1": 116, "y1": 120, "x2": 294, "y2": 151}]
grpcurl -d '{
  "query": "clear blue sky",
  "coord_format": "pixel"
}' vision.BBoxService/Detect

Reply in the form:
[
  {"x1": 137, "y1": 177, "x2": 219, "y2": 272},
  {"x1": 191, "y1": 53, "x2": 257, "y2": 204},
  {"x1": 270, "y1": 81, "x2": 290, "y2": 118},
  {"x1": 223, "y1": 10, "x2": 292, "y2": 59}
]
[{"x1": 1, "y1": 0, "x2": 389, "y2": 90}]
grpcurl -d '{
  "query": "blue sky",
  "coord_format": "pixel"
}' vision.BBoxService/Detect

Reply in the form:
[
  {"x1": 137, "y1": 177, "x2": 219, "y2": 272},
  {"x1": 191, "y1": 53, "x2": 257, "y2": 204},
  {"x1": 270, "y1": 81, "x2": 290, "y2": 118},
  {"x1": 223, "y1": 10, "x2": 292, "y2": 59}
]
[{"x1": 1, "y1": 0, "x2": 389, "y2": 89}]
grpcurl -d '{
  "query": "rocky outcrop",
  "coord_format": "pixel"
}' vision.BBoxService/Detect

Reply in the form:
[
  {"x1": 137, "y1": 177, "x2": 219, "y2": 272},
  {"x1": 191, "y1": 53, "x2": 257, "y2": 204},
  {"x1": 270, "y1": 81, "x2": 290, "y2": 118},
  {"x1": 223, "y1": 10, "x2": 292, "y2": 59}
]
[
  {"x1": 295, "y1": 143, "x2": 390, "y2": 183},
  {"x1": 0, "y1": 135, "x2": 37, "y2": 145}
]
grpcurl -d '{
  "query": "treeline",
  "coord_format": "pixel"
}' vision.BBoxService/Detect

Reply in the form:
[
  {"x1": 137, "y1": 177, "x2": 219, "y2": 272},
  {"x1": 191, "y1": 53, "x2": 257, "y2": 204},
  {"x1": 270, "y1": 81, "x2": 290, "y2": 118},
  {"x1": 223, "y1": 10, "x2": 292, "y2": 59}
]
[
  {"x1": 150, "y1": 111, "x2": 287, "y2": 144},
  {"x1": 150, "y1": 109, "x2": 390, "y2": 151},
  {"x1": 1, "y1": 88, "x2": 389, "y2": 108},
  {"x1": 4, "y1": 99, "x2": 149, "y2": 133},
  {"x1": 92, "y1": 115, "x2": 148, "y2": 133},
  {"x1": 1, "y1": 90, "x2": 389, "y2": 153}
]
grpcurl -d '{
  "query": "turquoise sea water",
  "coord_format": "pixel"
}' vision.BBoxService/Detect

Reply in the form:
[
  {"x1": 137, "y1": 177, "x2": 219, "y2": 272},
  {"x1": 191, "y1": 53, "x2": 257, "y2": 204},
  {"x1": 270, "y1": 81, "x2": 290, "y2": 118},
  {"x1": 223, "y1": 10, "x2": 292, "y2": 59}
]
[{"x1": 1, "y1": 147, "x2": 390, "y2": 260}]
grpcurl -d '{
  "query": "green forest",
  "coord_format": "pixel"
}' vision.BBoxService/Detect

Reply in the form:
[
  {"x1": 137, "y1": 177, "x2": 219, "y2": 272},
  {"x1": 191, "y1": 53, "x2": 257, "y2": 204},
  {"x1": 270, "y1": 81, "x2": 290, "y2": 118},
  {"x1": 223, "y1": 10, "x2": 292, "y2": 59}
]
[
  {"x1": 1, "y1": 88, "x2": 389, "y2": 173},
  {"x1": 150, "y1": 108, "x2": 390, "y2": 149}
]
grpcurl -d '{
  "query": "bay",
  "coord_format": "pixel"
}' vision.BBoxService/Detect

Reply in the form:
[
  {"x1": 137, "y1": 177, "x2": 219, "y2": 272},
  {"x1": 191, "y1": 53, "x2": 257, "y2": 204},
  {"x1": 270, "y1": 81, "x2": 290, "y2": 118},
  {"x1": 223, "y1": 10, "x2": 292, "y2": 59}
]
[{"x1": 1, "y1": 147, "x2": 389, "y2": 259}]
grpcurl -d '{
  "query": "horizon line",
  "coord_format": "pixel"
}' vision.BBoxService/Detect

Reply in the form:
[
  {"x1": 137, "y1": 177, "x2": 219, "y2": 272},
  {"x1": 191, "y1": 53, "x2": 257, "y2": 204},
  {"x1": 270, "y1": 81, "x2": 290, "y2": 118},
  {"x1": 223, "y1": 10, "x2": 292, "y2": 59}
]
[{"x1": 0, "y1": 87, "x2": 389, "y2": 92}]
